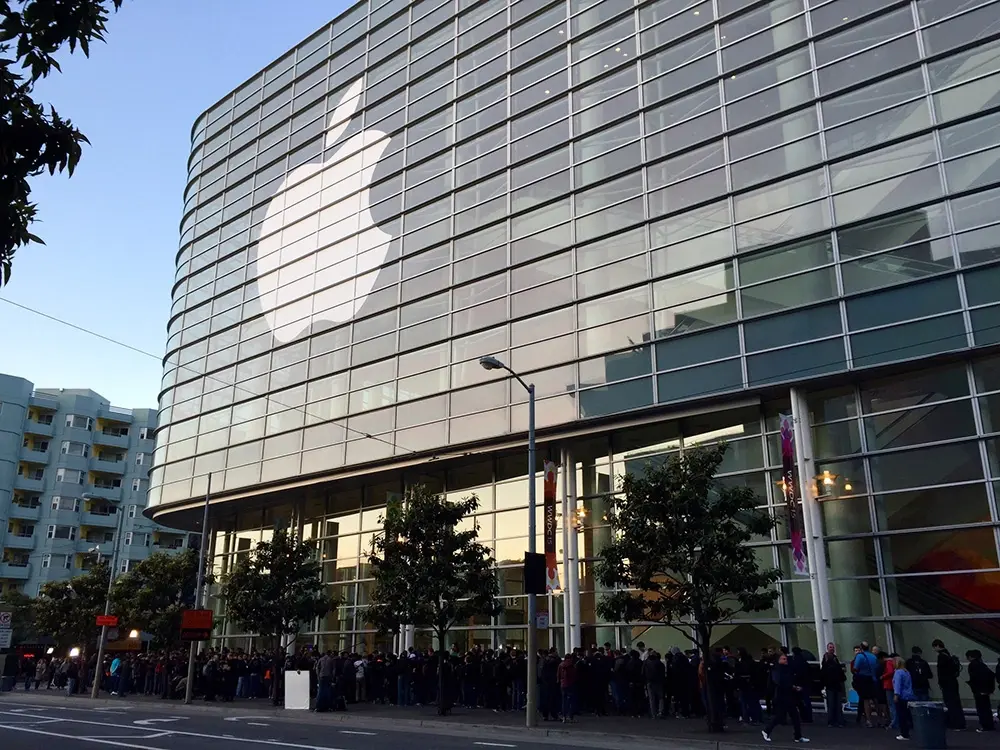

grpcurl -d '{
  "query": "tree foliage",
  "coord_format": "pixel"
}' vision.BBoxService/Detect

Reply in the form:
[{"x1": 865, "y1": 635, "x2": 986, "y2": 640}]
[
  {"x1": 110, "y1": 549, "x2": 206, "y2": 648},
  {"x1": 595, "y1": 444, "x2": 780, "y2": 728},
  {"x1": 0, "y1": 589, "x2": 37, "y2": 644},
  {"x1": 367, "y1": 484, "x2": 502, "y2": 713},
  {"x1": 33, "y1": 562, "x2": 110, "y2": 651},
  {"x1": 0, "y1": 0, "x2": 124, "y2": 284},
  {"x1": 220, "y1": 529, "x2": 334, "y2": 646}
]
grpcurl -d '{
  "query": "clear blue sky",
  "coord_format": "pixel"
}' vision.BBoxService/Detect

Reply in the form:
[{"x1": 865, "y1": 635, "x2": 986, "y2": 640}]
[{"x1": 0, "y1": 0, "x2": 348, "y2": 408}]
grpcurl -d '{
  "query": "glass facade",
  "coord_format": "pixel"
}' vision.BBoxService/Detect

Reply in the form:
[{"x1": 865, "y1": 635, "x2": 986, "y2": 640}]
[{"x1": 153, "y1": 0, "x2": 1000, "y2": 701}]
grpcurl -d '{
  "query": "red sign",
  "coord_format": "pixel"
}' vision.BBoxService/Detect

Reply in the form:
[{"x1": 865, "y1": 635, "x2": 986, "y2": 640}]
[
  {"x1": 96, "y1": 615, "x2": 118, "y2": 627},
  {"x1": 543, "y1": 460, "x2": 560, "y2": 593},
  {"x1": 180, "y1": 609, "x2": 213, "y2": 641}
]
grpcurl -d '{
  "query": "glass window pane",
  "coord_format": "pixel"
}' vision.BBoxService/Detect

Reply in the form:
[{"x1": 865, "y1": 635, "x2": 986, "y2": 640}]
[{"x1": 869, "y1": 441, "x2": 984, "y2": 492}]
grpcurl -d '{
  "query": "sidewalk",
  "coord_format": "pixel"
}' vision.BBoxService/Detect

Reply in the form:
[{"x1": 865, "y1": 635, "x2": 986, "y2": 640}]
[{"x1": 1, "y1": 689, "x2": 995, "y2": 750}]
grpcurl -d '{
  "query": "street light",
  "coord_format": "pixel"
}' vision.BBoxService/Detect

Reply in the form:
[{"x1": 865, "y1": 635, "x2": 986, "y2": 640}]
[
  {"x1": 82, "y1": 492, "x2": 124, "y2": 699},
  {"x1": 479, "y1": 355, "x2": 538, "y2": 729}
]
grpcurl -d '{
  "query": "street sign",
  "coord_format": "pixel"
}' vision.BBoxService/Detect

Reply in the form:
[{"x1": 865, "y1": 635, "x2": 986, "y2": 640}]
[
  {"x1": 535, "y1": 612, "x2": 550, "y2": 629},
  {"x1": 0, "y1": 611, "x2": 11, "y2": 627},
  {"x1": 0, "y1": 629, "x2": 12, "y2": 649},
  {"x1": 96, "y1": 614, "x2": 119, "y2": 627},
  {"x1": 180, "y1": 609, "x2": 213, "y2": 641}
]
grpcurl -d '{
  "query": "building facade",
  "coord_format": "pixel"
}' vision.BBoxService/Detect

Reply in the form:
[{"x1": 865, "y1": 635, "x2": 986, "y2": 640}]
[
  {"x1": 151, "y1": 0, "x2": 1000, "y2": 697},
  {"x1": 0, "y1": 374, "x2": 193, "y2": 596}
]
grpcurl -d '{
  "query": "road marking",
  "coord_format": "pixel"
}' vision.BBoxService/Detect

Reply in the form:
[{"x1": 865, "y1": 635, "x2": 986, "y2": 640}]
[
  {"x1": 339, "y1": 730, "x2": 376, "y2": 736},
  {"x1": 0, "y1": 711, "x2": 350, "y2": 750},
  {"x1": 225, "y1": 715, "x2": 273, "y2": 723},
  {"x1": 474, "y1": 744, "x2": 517, "y2": 748},
  {"x1": 133, "y1": 718, "x2": 186, "y2": 726},
  {"x1": 247, "y1": 722, "x2": 270, "y2": 727},
  {"x1": 2, "y1": 703, "x2": 125, "y2": 714},
  {"x1": 87, "y1": 733, "x2": 174, "y2": 740},
  {"x1": 0, "y1": 723, "x2": 163, "y2": 750}
]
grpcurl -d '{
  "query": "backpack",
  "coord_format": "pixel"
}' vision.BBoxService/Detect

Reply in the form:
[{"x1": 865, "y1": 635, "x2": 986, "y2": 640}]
[
  {"x1": 950, "y1": 654, "x2": 963, "y2": 677},
  {"x1": 911, "y1": 659, "x2": 931, "y2": 687}
]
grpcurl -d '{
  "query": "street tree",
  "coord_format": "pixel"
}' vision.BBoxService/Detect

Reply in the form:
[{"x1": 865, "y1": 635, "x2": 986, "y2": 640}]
[
  {"x1": 0, "y1": 589, "x2": 37, "y2": 644},
  {"x1": 595, "y1": 443, "x2": 780, "y2": 732},
  {"x1": 367, "y1": 484, "x2": 502, "y2": 714},
  {"x1": 220, "y1": 528, "x2": 335, "y2": 703},
  {"x1": 33, "y1": 562, "x2": 110, "y2": 652},
  {"x1": 1, "y1": 0, "x2": 124, "y2": 284},
  {"x1": 110, "y1": 549, "x2": 205, "y2": 648}
]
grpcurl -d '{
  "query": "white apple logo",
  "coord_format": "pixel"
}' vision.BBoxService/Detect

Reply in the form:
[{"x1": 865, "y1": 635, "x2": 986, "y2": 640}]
[{"x1": 253, "y1": 77, "x2": 392, "y2": 343}]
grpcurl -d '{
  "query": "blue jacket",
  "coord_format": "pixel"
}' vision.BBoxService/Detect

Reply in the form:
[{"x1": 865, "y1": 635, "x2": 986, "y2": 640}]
[
  {"x1": 893, "y1": 668, "x2": 915, "y2": 701},
  {"x1": 853, "y1": 651, "x2": 877, "y2": 678}
]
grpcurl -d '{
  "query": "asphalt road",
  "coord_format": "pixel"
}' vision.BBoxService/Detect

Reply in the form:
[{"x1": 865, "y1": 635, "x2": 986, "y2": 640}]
[{"x1": 0, "y1": 701, "x2": 667, "y2": 750}]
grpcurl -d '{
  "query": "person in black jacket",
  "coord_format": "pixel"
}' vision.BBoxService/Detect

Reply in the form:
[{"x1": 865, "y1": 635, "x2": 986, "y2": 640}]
[
  {"x1": 789, "y1": 647, "x2": 813, "y2": 723},
  {"x1": 932, "y1": 639, "x2": 966, "y2": 730},
  {"x1": 642, "y1": 650, "x2": 666, "y2": 718},
  {"x1": 735, "y1": 647, "x2": 762, "y2": 725},
  {"x1": 905, "y1": 646, "x2": 933, "y2": 702},
  {"x1": 966, "y1": 649, "x2": 996, "y2": 732},
  {"x1": 761, "y1": 654, "x2": 809, "y2": 743},
  {"x1": 820, "y1": 643, "x2": 847, "y2": 728}
]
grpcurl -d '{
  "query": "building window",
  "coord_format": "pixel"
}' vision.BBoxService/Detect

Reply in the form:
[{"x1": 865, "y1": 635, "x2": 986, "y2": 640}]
[
  {"x1": 128, "y1": 504, "x2": 137, "y2": 518},
  {"x1": 119, "y1": 559, "x2": 130, "y2": 574},
  {"x1": 51, "y1": 496, "x2": 80, "y2": 512},
  {"x1": 139, "y1": 427, "x2": 150, "y2": 440},
  {"x1": 60, "y1": 441, "x2": 90, "y2": 457},
  {"x1": 124, "y1": 532, "x2": 133, "y2": 546},
  {"x1": 20, "y1": 466, "x2": 44, "y2": 480},
  {"x1": 55, "y1": 468, "x2": 84, "y2": 484},
  {"x1": 46, "y1": 525, "x2": 77, "y2": 540},
  {"x1": 41, "y1": 554, "x2": 51, "y2": 569},
  {"x1": 63, "y1": 555, "x2": 72, "y2": 570},
  {"x1": 65, "y1": 414, "x2": 93, "y2": 430},
  {"x1": 143, "y1": 533, "x2": 151, "y2": 547},
  {"x1": 135, "y1": 452, "x2": 145, "y2": 466},
  {"x1": 131, "y1": 478, "x2": 146, "y2": 493}
]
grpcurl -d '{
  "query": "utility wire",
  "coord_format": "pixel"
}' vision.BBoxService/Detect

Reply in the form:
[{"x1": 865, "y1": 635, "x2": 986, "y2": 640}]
[
  {"x1": 0, "y1": 297, "x2": 417, "y2": 456},
  {"x1": 3, "y1": 295, "x2": 995, "y2": 456}
]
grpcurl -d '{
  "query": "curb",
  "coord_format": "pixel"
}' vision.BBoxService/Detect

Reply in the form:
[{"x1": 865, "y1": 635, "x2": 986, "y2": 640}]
[{"x1": 0, "y1": 692, "x2": 835, "y2": 749}]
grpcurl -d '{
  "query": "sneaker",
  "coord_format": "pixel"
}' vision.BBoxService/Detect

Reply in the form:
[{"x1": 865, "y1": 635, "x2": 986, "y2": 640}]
[
  {"x1": 761, "y1": 730, "x2": 772, "y2": 743},
  {"x1": 794, "y1": 739, "x2": 810, "y2": 744},
  {"x1": 896, "y1": 736, "x2": 909, "y2": 741}
]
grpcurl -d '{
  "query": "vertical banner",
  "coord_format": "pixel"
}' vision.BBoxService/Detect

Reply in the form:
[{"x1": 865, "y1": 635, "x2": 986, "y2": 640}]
[
  {"x1": 543, "y1": 460, "x2": 560, "y2": 592},
  {"x1": 780, "y1": 414, "x2": 809, "y2": 576}
]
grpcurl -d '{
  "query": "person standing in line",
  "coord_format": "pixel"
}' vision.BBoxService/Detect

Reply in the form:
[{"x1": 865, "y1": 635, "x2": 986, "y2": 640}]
[
  {"x1": 853, "y1": 642, "x2": 879, "y2": 728},
  {"x1": 932, "y1": 639, "x2": 966, "y2": 730},
  {"x1": 966, "y1": 649, "x2": 996, "y2": 733},
  {"x1": 642, "y1": 650, "x2": 666, "y2": 718},
  {"x1": 905, "y1": 647, "x2": 933, "y2": 702},
  {"x1": 762, "y1": 654, "x2": 810, "y2": 744},
  {"x1": 820, "y1": 643, "x2": 847, "y2": 728},
  {"x1": 557, "y1": 653, "x2": 578, "y2": 723},
  {"x1": 892, "y1": 656, "x2": 916, "y2": 741},
  {"x1": 882, "y1": 651, "x2": 897, "y2": 730}
]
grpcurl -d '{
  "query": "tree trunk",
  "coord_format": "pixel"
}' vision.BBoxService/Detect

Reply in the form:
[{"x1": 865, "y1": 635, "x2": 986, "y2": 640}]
[
  {"x1": 697, "y1": 625, "x2": 725, "y2": 733},
  {"x1": 436, "y1": 629, "x2": 450, "y2": 716}
]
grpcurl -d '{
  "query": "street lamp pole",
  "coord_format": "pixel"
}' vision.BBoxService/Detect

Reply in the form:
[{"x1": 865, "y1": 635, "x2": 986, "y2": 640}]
[
  {"x1": 480, "y1": 356, "x2": 538, "y2": 728},
  {"x1": 184, "y1": 472, "x2": 212, "y2": 705},
  {"x1": 88, "y1": 496, "x2": 123, "y2": 699}
]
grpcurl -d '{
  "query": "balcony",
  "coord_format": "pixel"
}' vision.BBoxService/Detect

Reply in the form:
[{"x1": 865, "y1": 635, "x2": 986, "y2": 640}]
[
  {"x1": 24, "y1": 418, "x2": 54, "y2": 437},
  {"x1": 4, "y1": 534, "x2": 35, "y2": 550},
  {"x1": 14, "y1": 475, "x2": 44, "y2": 492},
  {"x1": 91, "y1": 457, "x2": 126, "y2": 475},
  {"x1": 19, "y1": 447, "x2": 49, "y2": 463},
  {"x1": 10, "y1": 503, "x2": 41, "y2": 522},
  {"x1": 82, "y1": 511, "x2": 119, "y2": 528},
  {"x1": 0, "y1": 563, "x2": 31, "y2": 580},
  {"x1": 86, "y1": 485, "x2": 122, "y2": 501},
  {"x1": 93, "y1": 431, "x2": 128, "y2": 449},
  {"x1": 98, "y1": 407, "x2": 133, "y2": 424}
]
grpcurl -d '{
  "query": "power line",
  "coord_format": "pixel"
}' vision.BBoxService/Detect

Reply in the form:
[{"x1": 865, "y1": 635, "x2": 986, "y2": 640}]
[
  {"x1": 0, "y1": 297, "x2": 417, "y2": 456},
  {"x1": 3, "y1": 295, "x2": 995, "y2": 456}
]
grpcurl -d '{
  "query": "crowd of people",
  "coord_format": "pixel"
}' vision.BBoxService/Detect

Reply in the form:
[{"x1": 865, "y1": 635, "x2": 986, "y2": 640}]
[{"x1": 8, "y1": 637, "x2": 998, "y2": 741}]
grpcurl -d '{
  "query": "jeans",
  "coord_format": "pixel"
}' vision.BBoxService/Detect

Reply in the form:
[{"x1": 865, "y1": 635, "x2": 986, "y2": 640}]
[
  {"x1": 561, "y1": 685, "x2": 576, "y2": 720},
  {"x1": 740, "y1": 687, "x2": 763, "y2": 724},
  {"x1": 513, "y1": 678, "x2": 525, "y2": 710},
  {"x1": 647, "y1": 683, "x2": 665, "y2": 717},
  {"x1": 825, "y1": 685, "x2": 844, "y2": 726},
  {"x1": 66, "y1": 678, "x2": 77, "y2": 696},
  {"x1": 897, "y1": 699, "x2": 912, "y2": 739},
  {"x1": 236, "y1": 676, "x2": 248, "y2": 698},
  {"x1": 886, "y1": 689, "x2": 897, "y2": 728}
]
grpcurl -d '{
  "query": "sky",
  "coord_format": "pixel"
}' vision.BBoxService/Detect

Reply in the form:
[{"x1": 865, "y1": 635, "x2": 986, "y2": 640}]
[{"x1": 0, "y1": 0, "x2": 349, "y2": 408}]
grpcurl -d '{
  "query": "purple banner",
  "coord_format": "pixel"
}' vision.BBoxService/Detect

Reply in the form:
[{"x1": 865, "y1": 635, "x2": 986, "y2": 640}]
[{"x1": 780, "y1": 414, "x2": 808, "y2": 576}]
